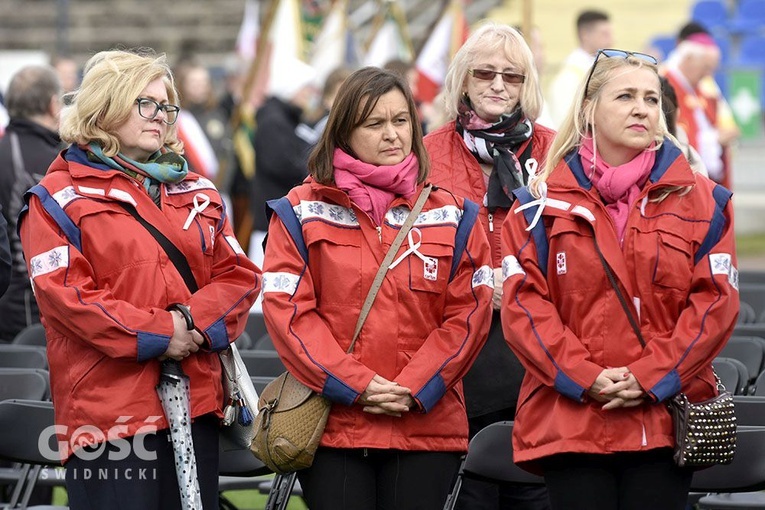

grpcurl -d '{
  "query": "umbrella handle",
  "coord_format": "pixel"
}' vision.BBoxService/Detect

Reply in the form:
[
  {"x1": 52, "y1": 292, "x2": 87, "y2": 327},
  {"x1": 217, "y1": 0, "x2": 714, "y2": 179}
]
[{"x1": 163, "y1": 303, "x2": 194, "y2": 379}]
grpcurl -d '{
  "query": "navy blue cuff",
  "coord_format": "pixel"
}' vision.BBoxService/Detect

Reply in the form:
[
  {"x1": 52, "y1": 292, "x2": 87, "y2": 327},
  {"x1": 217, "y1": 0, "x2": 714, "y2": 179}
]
[
  {"x1": 414, "y1": 374, "x2": 446, "y2": 413},
  {"x1": 322, "y1": 375, "x2": 358, "y2": 406},
  {"x1": 136, "y1": 331, "x2": 171, "y2": 362},
  {"x1": 649, "y1": 370, "x2": 682, "y2": 402},
  {"x1": 204, "y1": 318, "x2": 229, "y2": 352},
  {"x1": 554, "y1": 371, "x2": 586, "y2": 402}
]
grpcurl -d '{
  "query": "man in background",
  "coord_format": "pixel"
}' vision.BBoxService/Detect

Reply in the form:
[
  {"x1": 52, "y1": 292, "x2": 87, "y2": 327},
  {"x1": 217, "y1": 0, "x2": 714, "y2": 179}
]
[
  {"x1": 547, "y1": 9, "x2": 613, "y2": 127},
  {"x1": 0, "y1": 65, "x2": 62, "y2": 342}
]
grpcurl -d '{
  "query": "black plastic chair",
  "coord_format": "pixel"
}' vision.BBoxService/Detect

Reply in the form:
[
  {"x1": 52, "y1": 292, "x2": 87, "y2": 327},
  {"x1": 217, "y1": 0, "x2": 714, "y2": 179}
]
[
  {"x1": 732, "y1": 395, "x2": 765, "y2": 427},
  {"x1": 217, "y1": 426, "x2": 272, "y2": 503},
  {"x1": 691, "y1": 426, "x2": 765, "y2": 509},
  {"x1": 754, "y1": 371, "x2": 765, "y2": 397},
  {"x1": 0, "y1": 345, "x2": 48, "y2": 370},
  {"x1": 11, "y1": 324, "x2": 46, "y2": 347},
  {"x1": 253, "y1": 333, "x2": 275, "y2": 351},
  {"x1": 244, "y1": 313, "x2": 268, "y2": 347},
  {"x1": 713, "y1": 357, "x2": 749, "y2": 395},
  {"x1": 251, "y1": 376, "x2": 276, "y2": 395},
  {"x1": 739, "y1": 284, "x2": 765, "y2": 323},
  {"x1": 0, "y1": 369, "x2": 49, "y2": 402},
  {"x1": 737, "y1": 301, "x2": 757, "y2": 325},
  {"x1": 720, "y1": 337, "x2": 765, "y2": 389},
  {"x1": 739, "y1": 269, "x2": 765, "y2": 285},
  {"x1": 443, "y1": 421, "x2": 543, "y2": 510},
  {"x1": 239, "y1": 350, "x2": 286, "y2": 378},
  {"x1": 233, "y1": 331, "x2": 253, "y2": 350},
  {"x1": 0, "y1": 399, "x2": 66, "y2": 510}
]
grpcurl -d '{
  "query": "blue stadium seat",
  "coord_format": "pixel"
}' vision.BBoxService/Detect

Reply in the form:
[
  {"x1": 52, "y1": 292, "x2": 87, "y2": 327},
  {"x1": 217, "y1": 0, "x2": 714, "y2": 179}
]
[
  {"x1": 728, "y1": 0, "x2": 765, "y2": 34},
  {"x1": 692, "y1": 0, "x2": 729, "y2": 34},
  {"x1": 736, "y1": 35, "x2": 765, "y2": 66},
  {"x1": 649, "y1": 35, "x2": 676, "y2": 61}
]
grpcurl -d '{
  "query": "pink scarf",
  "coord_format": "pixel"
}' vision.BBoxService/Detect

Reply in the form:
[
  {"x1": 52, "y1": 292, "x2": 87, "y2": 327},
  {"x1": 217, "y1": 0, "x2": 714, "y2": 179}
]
[
  {"x1": 578, "y1": 137, "x2": 656, "y2": 245},
  {"x1": 333, "y1": 148, "x2": 419, "y2": 225}
]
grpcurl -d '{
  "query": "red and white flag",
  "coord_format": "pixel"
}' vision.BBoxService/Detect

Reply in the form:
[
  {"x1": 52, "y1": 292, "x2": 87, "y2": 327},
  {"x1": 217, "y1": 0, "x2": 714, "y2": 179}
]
[{"x1": 415, "y1": 0, "x2": 468, "y2": 103}]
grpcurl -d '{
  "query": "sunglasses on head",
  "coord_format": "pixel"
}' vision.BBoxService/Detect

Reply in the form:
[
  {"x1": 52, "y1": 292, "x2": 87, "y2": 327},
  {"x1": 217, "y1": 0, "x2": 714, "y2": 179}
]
[
  {"x1": 469, "y1": 68, "x2": 526, "y2": 85},
  {"x1": 582, "y1": 49, "x2": 658, "y2": 98}
]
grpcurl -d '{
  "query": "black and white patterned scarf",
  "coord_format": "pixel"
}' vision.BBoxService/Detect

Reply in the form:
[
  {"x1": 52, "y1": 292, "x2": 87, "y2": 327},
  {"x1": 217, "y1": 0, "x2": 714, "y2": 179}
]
[{"x1": 457, "y1": 102, "x2": 534, "y2": 211}]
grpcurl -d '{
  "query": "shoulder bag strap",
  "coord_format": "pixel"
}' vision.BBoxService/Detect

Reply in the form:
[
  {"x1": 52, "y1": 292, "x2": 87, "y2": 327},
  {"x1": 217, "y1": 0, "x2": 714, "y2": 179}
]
[
  {"x1": 592, "y1": 233, "x2": 645, "y2": 348},
  {"x1": 117, "y1": 202, "x2": 200, "y2": 294},
  {"x1": 348, "y1": 184, "x2": 432, "y2": 353}
]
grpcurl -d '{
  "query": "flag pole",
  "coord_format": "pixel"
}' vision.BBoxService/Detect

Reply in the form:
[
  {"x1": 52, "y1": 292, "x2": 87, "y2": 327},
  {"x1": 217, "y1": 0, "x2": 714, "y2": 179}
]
[{"x1": 230, "y1": 0, "x2": 281, "y2": 251}]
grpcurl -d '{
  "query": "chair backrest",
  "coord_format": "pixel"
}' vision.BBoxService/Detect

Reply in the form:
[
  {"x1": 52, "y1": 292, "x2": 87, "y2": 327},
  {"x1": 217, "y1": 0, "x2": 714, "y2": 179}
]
[
  {"x1": 737, "y1": 35, "x2": 765, "y2": 65},
  {"x1": 0, "y1": 368, "x2": 49, "y2": 402},
  {"x1": 713, "y1": 357, "x2": 748, "y2": 395},
  {"x1": 720, "y1": 336, "x2": 765, "y2": 384},
  {"x1": 649, "y1": 35, "x2": 676, "y2": 61},
  {"x1": 239, "y1": 350, "x2": 286, "y2": 378},
  {"x1": 755, "y1": 370, "x2": 765, "y2": 396},
  {"x1": 738, "y1": 301, "x2": 757, "y2": 324},
  {"x1": 740, "y1": 284, "x2": 765, "y2": 321},
  {"x1": 691, "y1": 0, "x2": 729, "y2": 30},
  {"x1": 691, "y1": 426, "x2": 765, "y2": 492},
  {"x1": 732, "y1": 395, "x2": 765, "y2": 426},
  {"x1": 244, "y1": 313, "x2": 268, "y2": 346},
  {"x1": 740, "y1": 270, "x2": 765, "y2": 285},
  {"x1": 234, "y1": 331, "x2": 253, "y2": 350},
  {"x1": 218, "y1": 429, "x2": 271, "y2": 477},
  {"x1": 253, "y1": 333, "x2": 275, "y2": 351},
  {"x1": 251, "y1": 376, "x2": 276, "y2": 395},
  {"x1": 11, "y1": 323, "x2": 47, "y2": 346},
  {"x1": 0, "y1": 345, "x2": 48, "y2": 369},
  {"x1": 462, "y1": 421, "x2": 544, "y2": 485},
  {"x1": 0, "y1": 399, "x2": 58, "y2": 465}
]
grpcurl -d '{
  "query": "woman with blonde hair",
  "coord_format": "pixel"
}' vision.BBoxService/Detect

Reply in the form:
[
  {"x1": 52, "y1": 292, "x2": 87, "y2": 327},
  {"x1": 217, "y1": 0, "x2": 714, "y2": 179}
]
[
  {"x1": 20, "y1": 49, "x2": 260, "y2": 509},
  {"x1": 425, "y1": 22, "x2": 554, "y2": 509},
  {"x1": 500, "y1": 50, "x2": 738, "y2": 509}
]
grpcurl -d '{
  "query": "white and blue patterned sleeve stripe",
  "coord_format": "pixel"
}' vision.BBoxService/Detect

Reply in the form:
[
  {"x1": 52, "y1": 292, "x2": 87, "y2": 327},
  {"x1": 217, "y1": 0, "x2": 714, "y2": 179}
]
[
  {"x1": 502, "y1": 255, "x2": 525, "y2": 281},
  {"x1": 262, "y1": 272, "x2": 300, "y2": 296},
  {"x1": 471, "y1": 265, "x2": 494, "y2": 289}
]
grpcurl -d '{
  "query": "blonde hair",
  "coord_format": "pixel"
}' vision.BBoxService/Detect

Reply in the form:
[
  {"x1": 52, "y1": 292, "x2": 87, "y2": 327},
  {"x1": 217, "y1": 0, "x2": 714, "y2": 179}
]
[
  {"x1": 59, "y1": 49, "x2": 182, "y2": 156},
  {"x1": 443, "y1": 22, "x2": 543, "y2": 122},
  {"x1": 532, "y1": 54, "x2": 681, "y2": 199}
]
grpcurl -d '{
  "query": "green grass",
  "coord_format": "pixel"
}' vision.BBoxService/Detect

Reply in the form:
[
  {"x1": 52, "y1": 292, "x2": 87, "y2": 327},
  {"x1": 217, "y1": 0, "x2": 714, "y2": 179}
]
[{"x1": 736, "y1": 233, "x2": 765, "y2": 257}]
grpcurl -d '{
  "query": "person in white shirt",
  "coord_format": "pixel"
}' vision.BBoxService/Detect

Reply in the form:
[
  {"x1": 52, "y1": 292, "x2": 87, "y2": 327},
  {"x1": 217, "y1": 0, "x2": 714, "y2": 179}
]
[{"x1": 547, "y1": 10, "x2": 613, "y2": 128}]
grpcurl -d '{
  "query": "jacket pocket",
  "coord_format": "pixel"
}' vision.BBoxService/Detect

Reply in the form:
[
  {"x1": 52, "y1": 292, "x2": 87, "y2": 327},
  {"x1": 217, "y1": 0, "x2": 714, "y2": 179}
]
[
  {"x1": 651, "y1": 230, "x2": 693, "y2": 292},
  {"x1": 303, "y1": 228, "x2": 364, "y2": 306},
  {"x1": 402, "y1": 237, "x2": 454, "y2": 294}
]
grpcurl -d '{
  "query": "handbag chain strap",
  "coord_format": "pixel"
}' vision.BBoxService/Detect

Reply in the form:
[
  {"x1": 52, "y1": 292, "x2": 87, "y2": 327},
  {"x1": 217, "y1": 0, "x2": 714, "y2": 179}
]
[
  {"x1": 347, "y1": 184, "x2": 433, "y2": 354},
  {"x1": 592, "y1": 233, "x2": 646, "y2": 348}
]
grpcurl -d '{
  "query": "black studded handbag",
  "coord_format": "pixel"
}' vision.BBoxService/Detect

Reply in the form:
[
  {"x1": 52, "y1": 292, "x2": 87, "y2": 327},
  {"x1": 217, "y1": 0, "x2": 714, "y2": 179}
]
[
  {"x1": 593, "y1": 235, "x2": 737, "y2": 468},
  {"x1": 667, "y1": 373, "x2": 737, "y2": 468}
]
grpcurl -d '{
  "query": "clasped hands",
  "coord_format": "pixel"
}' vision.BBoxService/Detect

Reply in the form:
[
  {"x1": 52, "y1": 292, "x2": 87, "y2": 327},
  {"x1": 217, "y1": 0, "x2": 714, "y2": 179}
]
[
  {"x1": 359, "y1": 374, "x2": 416, "y2": 417},
  {"x1": 161, "y1": 309, "x2": 205, "y2": 361},
  {"x1": 588, "y1": 367, "x2": 647, "y2": 410}
]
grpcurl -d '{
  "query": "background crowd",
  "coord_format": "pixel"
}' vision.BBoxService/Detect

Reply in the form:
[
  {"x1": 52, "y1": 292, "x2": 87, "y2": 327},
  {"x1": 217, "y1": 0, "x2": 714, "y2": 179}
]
[{"x1": 0, "y1": 1, "x2": 756, "y2": 509}]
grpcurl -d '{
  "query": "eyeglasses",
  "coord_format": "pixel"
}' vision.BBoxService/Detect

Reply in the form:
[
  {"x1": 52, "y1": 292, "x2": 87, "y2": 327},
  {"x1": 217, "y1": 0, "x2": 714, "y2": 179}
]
[
  {"x1": 469, "y1": 69, "x2": 526, "y2": 85},
  {"x1": 582, "y1": 49, "x2": 658, "y2": 98},
  {"x1": 135, "y1": 97, "x2": 180, "y2": 125}
]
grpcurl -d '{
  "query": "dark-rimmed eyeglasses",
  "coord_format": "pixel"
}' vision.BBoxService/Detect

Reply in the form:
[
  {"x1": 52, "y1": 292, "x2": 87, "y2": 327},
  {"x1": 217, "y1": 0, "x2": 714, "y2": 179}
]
[
  {"x1": 469, "y1": 69, "x2": 526, "y2": 85},
  {"x1": 135, "y1": 97, "x2": 180, "y2": 125},
  {"x1": 582, "y1": 49, "x2": 658, "y2": 99}
]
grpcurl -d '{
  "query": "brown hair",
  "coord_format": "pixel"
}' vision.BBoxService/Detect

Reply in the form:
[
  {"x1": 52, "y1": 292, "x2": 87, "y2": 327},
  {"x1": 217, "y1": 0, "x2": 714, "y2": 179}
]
[{"x1": 308, "y1": 66, "x2": 429, "y2": 185}]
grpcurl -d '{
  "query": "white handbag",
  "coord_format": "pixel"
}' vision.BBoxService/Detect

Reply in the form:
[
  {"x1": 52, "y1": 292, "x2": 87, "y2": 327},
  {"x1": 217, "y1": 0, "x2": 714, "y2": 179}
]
[{"x1": 219, "y1": 344, "x2": 259, "y2": 448}]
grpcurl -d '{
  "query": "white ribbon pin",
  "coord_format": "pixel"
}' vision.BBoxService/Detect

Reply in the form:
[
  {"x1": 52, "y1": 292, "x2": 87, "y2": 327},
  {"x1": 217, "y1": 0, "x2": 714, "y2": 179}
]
[
  {"x1": 182, "y1": 193, "x2": 211, "y2": 230},
  {"x1": 388, "y1": 228, "x2": 438, "y2": 280}
]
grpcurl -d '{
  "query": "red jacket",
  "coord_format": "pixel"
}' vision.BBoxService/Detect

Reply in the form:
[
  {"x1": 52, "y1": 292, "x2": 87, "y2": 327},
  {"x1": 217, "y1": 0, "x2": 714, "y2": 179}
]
[
  {"x1": 261, "y1": 179, "x2": 492, "y2": 452},
  {"x1": 501, "y1": 141, "x2": 738, "y2": 471},
  {"x1": 19, "y1": 146, "x2": 260, "y2": 461},
  {"x1": 425, "y1": 120, "x2": 556, "y2": 267}
]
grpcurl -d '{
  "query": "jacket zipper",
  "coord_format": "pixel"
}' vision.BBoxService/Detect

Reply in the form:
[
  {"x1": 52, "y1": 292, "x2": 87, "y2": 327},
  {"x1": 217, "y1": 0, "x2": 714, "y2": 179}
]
[
  {"x1": 488, "y1": 213, "x2": 494, "y2": 232},
  {"x1": 376, "y1": 226, "x2": 382, "y2": 244}
]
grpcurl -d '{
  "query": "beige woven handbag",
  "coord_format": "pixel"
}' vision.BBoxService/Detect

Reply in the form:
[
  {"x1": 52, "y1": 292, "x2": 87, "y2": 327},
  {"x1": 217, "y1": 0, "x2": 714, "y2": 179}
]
[{"x1": 251, "y1": 185, "x2": 432, "y2": 474}]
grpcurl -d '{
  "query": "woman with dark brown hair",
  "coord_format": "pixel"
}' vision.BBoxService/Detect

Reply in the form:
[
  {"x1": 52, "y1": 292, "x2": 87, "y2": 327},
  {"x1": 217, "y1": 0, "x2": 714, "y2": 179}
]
[{"x1": 261, "y1": 66, "x2": 492, "y2": 509}]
